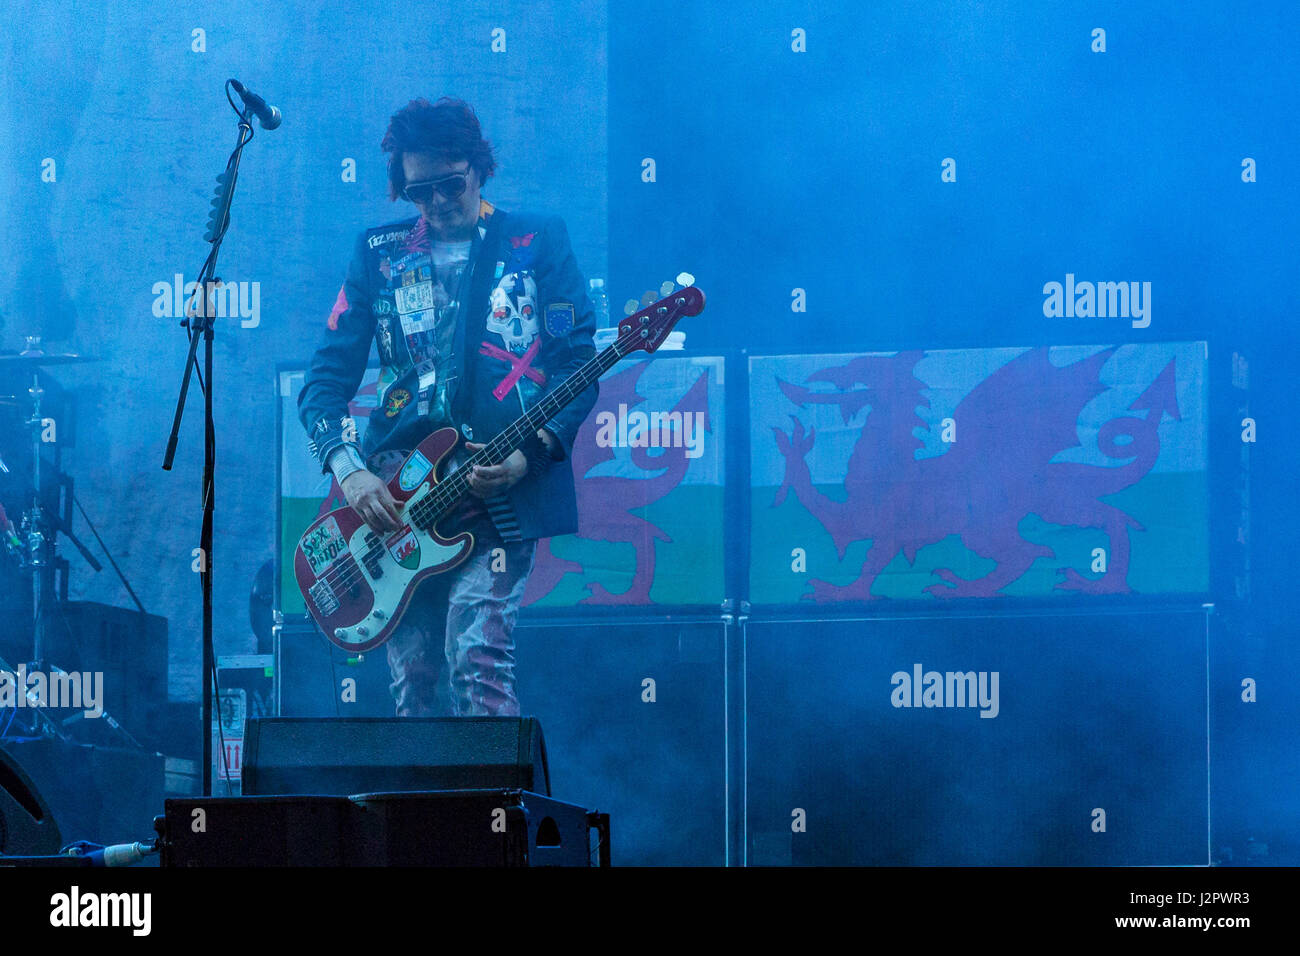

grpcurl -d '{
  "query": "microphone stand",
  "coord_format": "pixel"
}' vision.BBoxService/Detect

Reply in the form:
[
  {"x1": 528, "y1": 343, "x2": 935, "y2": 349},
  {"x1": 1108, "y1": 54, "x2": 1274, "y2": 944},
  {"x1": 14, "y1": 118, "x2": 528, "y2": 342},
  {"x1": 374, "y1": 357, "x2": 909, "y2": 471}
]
[{"x1": 161, "y1": 87, "x2": 257, "y2": 796}]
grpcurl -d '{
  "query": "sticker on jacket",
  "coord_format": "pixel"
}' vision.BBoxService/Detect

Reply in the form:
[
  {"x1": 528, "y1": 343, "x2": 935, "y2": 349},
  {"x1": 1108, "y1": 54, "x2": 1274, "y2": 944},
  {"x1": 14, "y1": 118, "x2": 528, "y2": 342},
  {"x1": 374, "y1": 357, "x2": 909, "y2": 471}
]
[
  {"x1": 395, "y1": 280, "x2": 435, "y2": 315},
  {"x1": 544, "y1": 302, "x2": 574, "y2": 337},
  {"x1": 487, "y1": 271, "x2": 539, "y2": 355},
  {"x1": 368, "y1": 228, "x2": 411, "y2": 250},
  {"x1": 384, "y1": 387, "x2": 411, "y2": 418},
  {"x1": 506, "y1": 232, "x2": 537, "y2": 272},
  {"x1": 327, "y1": 286, "x2": 348, "y2": 331},
  {"x1": 376, "y1": 317, "x2": 396, "y2": 365}
]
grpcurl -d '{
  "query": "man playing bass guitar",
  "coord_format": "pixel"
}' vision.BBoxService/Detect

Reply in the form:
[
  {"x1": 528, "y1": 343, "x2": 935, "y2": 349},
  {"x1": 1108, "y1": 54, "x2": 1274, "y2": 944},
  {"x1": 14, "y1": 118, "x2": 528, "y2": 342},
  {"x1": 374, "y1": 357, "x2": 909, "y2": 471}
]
[{"x1": 297, "y1": 96, "x2": 599, "y2": 718}]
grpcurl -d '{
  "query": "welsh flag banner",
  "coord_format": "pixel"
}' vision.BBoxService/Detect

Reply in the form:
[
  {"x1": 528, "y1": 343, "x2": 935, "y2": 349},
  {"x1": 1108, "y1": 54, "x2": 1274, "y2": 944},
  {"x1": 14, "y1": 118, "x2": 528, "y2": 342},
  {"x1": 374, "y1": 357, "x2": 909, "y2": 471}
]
[
  {"x1": 278, "y1": 354, "x2": 726, "y2": 615},
  {"x1": 749, "y1": 343, "x2": 1209, "y2": 604},
  {"x1": 522, "y1": 354, "x2": 723, "y2": 608}
]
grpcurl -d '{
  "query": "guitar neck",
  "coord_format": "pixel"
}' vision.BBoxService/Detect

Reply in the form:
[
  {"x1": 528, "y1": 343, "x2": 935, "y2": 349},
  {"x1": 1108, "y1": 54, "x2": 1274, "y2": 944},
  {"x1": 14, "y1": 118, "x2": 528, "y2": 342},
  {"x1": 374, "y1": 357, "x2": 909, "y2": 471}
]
[{"x1": 426, "y1": 330, "x2": 634, "y2": 516}]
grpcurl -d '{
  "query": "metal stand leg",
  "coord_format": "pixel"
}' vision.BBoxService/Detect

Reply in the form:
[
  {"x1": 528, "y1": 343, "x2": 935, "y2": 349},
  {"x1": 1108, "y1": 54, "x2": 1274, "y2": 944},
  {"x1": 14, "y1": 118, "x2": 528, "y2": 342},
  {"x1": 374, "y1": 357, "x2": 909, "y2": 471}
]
[{"x1": 723, "y1": 600, "x2": 749, "y2": 866}]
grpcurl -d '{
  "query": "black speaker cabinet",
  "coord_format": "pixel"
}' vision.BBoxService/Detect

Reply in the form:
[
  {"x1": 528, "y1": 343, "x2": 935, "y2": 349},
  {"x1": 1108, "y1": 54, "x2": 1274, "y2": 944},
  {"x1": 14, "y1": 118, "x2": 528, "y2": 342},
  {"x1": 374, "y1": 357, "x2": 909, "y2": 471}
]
[
  {"x1": 275, "y1": 617, "x2": 396, "y2": 718},
  {"x1": 512, "y1": 616, "x2": 727, "y2": 865},
  {"x1": 241, "y1": 717, "x2": 549, "y2": 797},
  {"x1": 161, "y1": 790, "x2": 597, "y2": 866},
  {"x1": 0, "y1": 745, "x2": 62, "y2": 856},
  {"x1": 161, "y1": 795, "x2": 353, "y2": 866},
  {"x1": 349, "y1": 789, "x2": 591, "y2": 866},
  {"x1": 1, "y1": 738, "x2": 164, "y2": 849},
  {"x1": 40, "y1": 601, "x2": 170, "y2": 751},
  {"x1": 743, "y1": 608, "x2": 1209, "y2": 865}
]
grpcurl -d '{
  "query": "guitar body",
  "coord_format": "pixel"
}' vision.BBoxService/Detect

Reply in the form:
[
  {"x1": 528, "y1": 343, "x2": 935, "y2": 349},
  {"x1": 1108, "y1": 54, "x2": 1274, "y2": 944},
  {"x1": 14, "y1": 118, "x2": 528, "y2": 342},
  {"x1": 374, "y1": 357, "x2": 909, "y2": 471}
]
[{"x1": 294, "y1": 427, "x2": 473, "y2": 652}]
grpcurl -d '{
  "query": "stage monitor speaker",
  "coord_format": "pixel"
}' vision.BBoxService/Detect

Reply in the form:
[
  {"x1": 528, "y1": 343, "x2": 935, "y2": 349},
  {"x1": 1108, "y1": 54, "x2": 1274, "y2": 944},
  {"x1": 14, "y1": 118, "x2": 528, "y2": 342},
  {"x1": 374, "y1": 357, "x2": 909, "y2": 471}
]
[
  {"x1": 348, "y1": 789, "x2": 590, "y2": 866},
  {"x1": 0, "y1": 745, "x2": 62, "y2": 856},
  {"x1": 1, "y1": 738, "x2": 164, "y2": 848},
  {"x1": 161, "y1": 796, "x2": 353, "y2": 866},
  {"x1": 161, "y1": 790, "x2": 597, "y2": 866},
  {"x1": 241, "y1": 717, "x2": 550, "y2": 797}
]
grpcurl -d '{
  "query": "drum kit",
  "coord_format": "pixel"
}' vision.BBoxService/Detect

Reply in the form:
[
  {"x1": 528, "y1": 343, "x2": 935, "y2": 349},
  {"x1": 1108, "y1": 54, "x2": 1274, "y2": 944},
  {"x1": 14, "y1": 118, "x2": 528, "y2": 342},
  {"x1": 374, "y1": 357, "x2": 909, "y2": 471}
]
[{"x1": 0, "y1": 336, "x2": 103, "y2": 737}]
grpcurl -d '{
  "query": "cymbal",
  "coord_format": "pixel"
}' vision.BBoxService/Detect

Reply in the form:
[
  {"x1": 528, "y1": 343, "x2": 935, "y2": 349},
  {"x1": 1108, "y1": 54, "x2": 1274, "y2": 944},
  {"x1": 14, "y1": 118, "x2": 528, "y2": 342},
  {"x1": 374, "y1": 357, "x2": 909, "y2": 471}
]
[{"x1": 0, "y1": 351, "x2": 99, "y2": 366}]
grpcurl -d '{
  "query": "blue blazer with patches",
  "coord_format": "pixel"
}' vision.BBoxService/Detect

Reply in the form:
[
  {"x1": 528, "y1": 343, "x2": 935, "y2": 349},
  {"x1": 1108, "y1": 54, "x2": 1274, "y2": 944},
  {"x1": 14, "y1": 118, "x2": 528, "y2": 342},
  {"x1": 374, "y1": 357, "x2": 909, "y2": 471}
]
[{"x1": 298, "y1": 200, "x2": 599, "y2": 542}]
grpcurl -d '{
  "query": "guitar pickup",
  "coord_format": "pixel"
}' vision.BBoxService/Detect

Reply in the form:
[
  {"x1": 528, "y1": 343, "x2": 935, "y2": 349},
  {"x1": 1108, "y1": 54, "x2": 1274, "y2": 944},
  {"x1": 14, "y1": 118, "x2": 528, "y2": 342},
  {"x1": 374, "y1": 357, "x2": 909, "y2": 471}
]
[
  {"x1": 361, "y1": 531, "x2": 385, "y2": 578},
  {"x1": 309, "y1": 579, "x2": 339, "y2": 616}
]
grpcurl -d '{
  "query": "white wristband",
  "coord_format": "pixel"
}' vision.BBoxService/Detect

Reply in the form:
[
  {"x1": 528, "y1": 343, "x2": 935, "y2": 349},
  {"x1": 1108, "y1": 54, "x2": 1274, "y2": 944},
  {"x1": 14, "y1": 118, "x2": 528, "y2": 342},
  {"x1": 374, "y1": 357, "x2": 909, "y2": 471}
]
[{"x1": 327, "y1": 445, "x2": 367, "y2": 483}]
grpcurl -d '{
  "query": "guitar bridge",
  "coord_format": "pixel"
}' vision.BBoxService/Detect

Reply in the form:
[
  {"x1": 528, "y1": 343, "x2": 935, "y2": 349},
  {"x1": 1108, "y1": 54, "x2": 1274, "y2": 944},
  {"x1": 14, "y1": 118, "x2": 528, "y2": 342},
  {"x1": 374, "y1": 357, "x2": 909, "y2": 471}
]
[{"x1": 309, "y1": 579, "x2": 339, "y2": 616}]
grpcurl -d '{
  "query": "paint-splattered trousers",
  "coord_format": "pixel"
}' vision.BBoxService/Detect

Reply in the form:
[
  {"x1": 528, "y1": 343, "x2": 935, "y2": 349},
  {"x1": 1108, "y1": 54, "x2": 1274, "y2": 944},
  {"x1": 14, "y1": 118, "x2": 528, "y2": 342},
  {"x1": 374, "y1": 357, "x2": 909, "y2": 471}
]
[{"x1": 369, "y1": 449, "x2": 537, "y2": 717}]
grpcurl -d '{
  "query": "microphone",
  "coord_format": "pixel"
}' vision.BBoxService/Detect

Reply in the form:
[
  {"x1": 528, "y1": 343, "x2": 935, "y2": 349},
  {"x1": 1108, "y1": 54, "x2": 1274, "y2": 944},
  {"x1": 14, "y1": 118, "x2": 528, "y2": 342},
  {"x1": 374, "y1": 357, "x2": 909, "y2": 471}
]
[{"x1": 230, "y1": 79, "x2": 282, "y2": 130}]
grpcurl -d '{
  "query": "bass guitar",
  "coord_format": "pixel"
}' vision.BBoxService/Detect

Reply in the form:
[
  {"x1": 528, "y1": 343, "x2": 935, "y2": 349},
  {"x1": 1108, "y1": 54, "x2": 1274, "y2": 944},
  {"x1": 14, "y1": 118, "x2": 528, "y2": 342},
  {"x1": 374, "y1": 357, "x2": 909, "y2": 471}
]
[{"x1": 295, "y1": 280, "x2": 705, "y2": 651}]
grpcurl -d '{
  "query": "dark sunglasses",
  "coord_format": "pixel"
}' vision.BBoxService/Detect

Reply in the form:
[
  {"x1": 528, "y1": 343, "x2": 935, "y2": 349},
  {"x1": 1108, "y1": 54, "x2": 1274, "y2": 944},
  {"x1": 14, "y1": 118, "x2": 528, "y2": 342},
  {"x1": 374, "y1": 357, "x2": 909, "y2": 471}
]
[{"x1": 402, "y1": 171, "x2": 470, "y2": 204}]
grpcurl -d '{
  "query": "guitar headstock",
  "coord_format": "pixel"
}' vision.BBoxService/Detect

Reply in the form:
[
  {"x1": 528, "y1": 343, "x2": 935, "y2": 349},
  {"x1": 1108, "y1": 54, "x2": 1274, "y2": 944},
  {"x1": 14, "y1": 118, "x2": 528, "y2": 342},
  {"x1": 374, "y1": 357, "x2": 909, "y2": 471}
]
[{"x1": 617, "y1": 273, "x2": 705, "y2": 355}]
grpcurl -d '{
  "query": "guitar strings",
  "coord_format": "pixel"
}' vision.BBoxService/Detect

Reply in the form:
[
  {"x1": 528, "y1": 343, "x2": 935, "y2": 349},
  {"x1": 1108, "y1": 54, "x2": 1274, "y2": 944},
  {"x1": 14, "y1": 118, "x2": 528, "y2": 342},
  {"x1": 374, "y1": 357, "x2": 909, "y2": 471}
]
[
  {"x1": 305, "y1": 317, "x2": 655, "y2": 602},
  {"x1": 308, "y1": 287, "x2": 697, "y2": 604},
  {"x1": 309, "y1": 341, "x2": 618, "y2": 598}
]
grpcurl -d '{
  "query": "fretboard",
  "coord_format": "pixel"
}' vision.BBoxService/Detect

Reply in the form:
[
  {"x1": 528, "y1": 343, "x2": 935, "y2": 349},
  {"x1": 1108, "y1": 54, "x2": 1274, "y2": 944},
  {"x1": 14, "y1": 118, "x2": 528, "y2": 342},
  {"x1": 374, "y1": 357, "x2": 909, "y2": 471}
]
[{"x1": 414, "y1": 327, "x2": 637, "y2": 525}]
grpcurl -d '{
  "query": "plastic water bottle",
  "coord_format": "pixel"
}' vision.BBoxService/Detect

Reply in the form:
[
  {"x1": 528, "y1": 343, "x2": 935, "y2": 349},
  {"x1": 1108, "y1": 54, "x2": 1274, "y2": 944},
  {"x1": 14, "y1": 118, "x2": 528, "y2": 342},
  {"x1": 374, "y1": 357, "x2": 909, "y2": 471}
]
[{"x1": 589, "y1": 278, "x2": 609, "y2": 329}]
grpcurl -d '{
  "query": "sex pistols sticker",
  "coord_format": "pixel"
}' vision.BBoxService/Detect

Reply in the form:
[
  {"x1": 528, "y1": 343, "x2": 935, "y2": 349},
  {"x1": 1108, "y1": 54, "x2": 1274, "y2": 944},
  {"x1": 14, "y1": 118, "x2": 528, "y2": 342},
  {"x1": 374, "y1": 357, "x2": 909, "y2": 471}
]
[{"x1": 301, "y1": 516, "x2": 349, "y2": 577}]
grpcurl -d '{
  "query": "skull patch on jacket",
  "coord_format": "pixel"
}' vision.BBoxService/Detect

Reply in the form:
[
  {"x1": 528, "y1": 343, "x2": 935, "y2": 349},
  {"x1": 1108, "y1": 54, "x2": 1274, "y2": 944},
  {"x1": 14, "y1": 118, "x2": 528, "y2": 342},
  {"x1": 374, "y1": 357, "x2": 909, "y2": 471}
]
[{"x1": 486, "y1": 271, "x2": 539, "y2": 354}]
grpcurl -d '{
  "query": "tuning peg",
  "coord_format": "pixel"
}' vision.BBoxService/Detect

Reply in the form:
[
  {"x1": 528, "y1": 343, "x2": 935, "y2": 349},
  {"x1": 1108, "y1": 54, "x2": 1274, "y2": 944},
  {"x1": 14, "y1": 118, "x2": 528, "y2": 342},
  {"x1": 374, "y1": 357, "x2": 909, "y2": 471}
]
[
  {"x1": 640, "y1": 290, "x2": 656, "y2": 308},
  {"x1": 659, "y1": 280, "x2": 675, "y2": 297},
  {"x1": 676, "y1": 272, "x2": 695, "y2": 287},
  {"x1": 623, "y1": 298, "x2": 639, "y2": 316}
]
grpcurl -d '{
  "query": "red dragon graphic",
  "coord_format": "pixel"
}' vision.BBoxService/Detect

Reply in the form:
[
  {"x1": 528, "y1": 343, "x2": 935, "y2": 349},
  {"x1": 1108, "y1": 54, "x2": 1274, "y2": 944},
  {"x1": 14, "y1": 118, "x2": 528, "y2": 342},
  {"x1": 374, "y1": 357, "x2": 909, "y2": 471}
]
[
  {"x1": 525, "y1": 360, "x2": 711, "y2": 605},
  {"x1": 771, "y1": 347, "x2": 1181, "y2": 601}
]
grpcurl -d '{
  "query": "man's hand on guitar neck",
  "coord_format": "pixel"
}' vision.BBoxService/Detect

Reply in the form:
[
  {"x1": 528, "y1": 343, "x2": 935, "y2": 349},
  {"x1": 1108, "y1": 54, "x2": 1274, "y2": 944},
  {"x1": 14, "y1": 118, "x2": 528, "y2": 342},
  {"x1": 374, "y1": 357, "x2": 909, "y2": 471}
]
[
  {"x1": 464, "y1": 441, "x2": 528, "y2": 496},
  {"x1": 464, "y1": 428, "x2": 560, "y2": 495},
  {"x1": 340, "y1": 469, "x2": 404, "y2": 533}
]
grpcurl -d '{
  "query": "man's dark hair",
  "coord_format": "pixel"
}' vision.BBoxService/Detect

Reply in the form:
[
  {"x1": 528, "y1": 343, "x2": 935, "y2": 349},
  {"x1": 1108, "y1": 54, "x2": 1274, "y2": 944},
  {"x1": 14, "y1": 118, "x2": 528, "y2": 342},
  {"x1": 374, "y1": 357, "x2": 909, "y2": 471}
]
[{"x1": 381, "y1": 96, "x2": 497, "y2": 201}]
